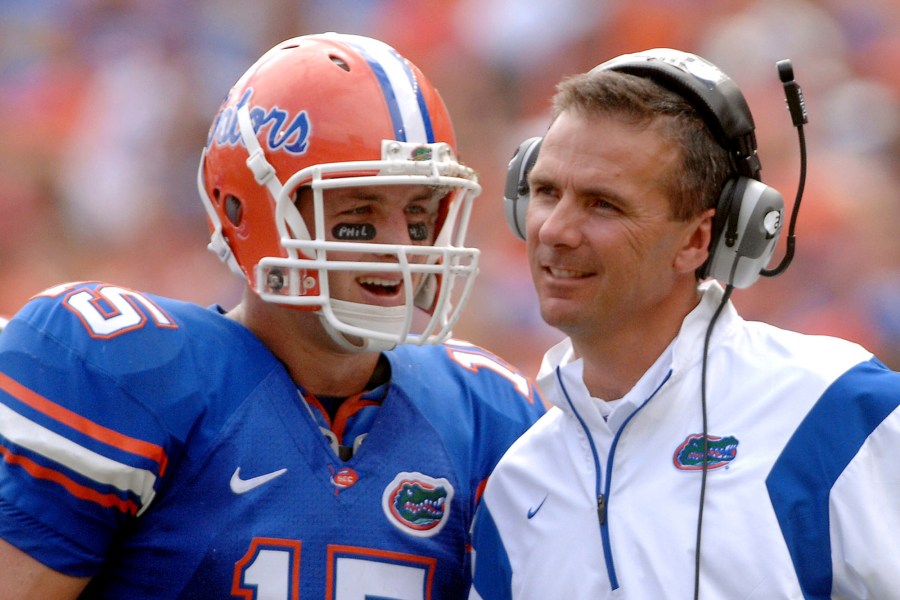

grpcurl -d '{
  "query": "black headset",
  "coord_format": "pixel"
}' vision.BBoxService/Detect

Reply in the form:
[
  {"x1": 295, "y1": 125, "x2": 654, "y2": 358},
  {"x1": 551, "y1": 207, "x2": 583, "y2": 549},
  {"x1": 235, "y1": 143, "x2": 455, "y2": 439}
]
[{"x1": 503, "y1": 48, "x2": 805, "y2": 289}]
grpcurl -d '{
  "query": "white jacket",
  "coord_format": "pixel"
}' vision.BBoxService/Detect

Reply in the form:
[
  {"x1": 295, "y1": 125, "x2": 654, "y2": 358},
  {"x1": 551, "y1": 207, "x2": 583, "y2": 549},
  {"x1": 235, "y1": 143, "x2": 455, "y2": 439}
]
[{"x1": 471, "y1": 282, "x2": 900, "y2": 599}]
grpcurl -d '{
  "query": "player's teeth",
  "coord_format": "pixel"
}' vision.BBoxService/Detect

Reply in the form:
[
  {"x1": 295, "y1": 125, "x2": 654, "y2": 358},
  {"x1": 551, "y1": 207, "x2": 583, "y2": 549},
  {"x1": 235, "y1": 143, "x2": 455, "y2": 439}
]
[{"x1": 359, "y1": 277, "x2": 397, "y2": 287}]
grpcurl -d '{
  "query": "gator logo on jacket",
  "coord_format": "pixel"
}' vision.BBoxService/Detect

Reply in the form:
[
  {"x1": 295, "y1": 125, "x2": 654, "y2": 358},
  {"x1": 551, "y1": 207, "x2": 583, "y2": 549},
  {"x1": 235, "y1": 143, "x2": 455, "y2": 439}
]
[
  {"x1": 382, "y1": 472, "x2": 454, "y2": 537},
  {"x1": 674, "y1": 434, "x2": 739, "y2": 470}
]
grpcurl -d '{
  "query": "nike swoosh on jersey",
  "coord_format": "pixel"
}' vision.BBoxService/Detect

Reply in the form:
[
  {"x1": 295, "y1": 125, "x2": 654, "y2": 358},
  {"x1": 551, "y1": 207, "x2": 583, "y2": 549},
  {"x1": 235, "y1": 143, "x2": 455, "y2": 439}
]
[
  {"x1": 229, "y1": 467, "x2": 288, "y2": 494},
  {"x1": 527, "y1": 493, "x2": 548, "y2": 519}
]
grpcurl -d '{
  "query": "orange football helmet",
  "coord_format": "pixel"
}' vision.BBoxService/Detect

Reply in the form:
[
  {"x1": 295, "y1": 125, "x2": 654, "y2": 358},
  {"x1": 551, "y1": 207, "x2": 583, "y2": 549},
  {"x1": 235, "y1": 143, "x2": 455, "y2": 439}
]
[{"x1": 198, "y1": 33, "x2": 481, "y2": 351}]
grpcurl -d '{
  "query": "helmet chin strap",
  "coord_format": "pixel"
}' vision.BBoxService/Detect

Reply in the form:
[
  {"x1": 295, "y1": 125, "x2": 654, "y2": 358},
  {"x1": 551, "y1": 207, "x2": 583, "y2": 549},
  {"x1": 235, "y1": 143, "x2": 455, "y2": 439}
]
[{"x1": 321, "y1": 299, "x2": 410, "y2": 353}]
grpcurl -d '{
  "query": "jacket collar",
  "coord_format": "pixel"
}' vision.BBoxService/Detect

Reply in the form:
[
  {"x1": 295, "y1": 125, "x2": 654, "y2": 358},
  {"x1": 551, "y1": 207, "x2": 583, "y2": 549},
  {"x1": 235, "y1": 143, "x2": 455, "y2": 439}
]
[{"x1": 536, "y1": 281, "x2": 739, "y2": 427}]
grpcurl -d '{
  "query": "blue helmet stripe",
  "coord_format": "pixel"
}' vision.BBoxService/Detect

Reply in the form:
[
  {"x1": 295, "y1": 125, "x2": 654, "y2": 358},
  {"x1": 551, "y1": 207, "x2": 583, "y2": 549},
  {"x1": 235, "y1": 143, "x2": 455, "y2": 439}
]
[
  {"x1": 363, "y1": 53, "x2": 408, "y2": 142},
  {"x1": 391, "y1": 46, "x2": 435, "y2": 143},
  {"x1": 340, "y1": 35, "x2": 433, "y2": 144}
]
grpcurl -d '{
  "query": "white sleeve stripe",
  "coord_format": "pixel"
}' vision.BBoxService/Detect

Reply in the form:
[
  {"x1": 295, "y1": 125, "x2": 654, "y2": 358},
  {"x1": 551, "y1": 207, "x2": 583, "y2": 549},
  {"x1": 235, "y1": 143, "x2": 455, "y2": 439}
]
[{"x1": 0, "y1": 402, "x2": 157, "y2": 508}]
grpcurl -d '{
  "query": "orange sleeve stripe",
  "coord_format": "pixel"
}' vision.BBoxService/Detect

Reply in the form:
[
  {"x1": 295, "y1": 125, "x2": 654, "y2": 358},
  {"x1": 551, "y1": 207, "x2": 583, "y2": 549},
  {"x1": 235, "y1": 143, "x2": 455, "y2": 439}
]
[
  {"x1": 0, "y1": 443, "x2": 139, "y2": 515},
  {"x1": 0, "y1": 372, "x2": 168, "y2": 476}
]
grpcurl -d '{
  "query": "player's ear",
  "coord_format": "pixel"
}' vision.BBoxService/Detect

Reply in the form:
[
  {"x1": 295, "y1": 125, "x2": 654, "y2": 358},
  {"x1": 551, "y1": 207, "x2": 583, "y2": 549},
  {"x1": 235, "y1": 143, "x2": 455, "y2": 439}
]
[{"x1": 674, "y1": 208, "x2": 715, "y2": 274}]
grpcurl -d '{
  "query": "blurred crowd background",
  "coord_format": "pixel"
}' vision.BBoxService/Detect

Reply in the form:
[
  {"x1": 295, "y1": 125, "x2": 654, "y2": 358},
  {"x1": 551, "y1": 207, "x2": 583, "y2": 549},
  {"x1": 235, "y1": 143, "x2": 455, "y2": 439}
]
[{"x1": 2, "y1": 0, "x2": 899, "y2": 375}]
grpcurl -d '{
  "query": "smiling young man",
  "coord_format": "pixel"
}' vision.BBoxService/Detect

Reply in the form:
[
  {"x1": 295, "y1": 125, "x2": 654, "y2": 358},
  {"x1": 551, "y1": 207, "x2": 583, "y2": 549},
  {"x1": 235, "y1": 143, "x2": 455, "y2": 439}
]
[
  {"x1": 469, "y1": 49, "x2": 900, "y2": 599},
  {"x1": 0, "y1": 33, "x2": 544, "y2": 599}
]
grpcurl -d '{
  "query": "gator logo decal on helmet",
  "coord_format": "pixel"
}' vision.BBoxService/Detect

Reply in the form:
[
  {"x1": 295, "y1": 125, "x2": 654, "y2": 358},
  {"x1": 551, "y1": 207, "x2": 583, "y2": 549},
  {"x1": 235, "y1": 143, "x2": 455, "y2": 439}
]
[
  {"x1": 410, "y1": 146, "x2": 433, "y2": 161},
  {"x1": 382, "y1": 472, "x2": 454, "y2": 537},
  {"x1": 674, "y1": 434, "x2": 739, "y2": 470}
]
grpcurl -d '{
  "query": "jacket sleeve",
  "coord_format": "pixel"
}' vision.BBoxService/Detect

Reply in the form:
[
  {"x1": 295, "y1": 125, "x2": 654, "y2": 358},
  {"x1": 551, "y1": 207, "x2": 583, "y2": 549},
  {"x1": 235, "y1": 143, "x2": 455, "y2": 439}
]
[{"x1": 766, "y1": 358, "x2": 900, "y2": 597}]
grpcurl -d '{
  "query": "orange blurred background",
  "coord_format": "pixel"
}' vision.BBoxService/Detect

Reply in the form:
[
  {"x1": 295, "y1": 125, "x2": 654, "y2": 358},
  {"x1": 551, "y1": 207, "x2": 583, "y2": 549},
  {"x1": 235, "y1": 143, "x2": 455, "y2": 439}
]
[{"x1": 2, "y1": 0, "x2": 899, "y2": 374}]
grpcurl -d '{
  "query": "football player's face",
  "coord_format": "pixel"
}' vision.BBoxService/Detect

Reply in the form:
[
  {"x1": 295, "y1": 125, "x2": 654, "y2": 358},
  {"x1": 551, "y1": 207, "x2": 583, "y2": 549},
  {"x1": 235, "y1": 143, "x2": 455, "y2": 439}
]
[{"x1": 296, "y1": 184, "x2": 442, "y2": 306}]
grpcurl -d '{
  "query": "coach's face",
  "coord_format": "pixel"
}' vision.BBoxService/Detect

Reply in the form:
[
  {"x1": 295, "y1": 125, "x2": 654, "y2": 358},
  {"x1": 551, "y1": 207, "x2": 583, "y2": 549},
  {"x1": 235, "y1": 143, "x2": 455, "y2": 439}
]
[{"x1": 524, "y1": 109, "x2": 712, "y2": 344}]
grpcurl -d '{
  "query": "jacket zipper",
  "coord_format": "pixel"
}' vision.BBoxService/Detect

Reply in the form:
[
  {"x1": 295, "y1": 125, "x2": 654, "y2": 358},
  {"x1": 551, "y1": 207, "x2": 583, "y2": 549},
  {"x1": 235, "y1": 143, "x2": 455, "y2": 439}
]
[{"x1": 557, "y1": 367, "x2": 674, "y2": 591}]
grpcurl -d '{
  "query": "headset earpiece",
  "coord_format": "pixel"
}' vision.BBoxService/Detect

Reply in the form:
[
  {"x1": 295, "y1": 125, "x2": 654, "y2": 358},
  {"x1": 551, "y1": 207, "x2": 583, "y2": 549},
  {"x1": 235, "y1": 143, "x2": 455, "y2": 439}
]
[
  {"x1": 503, "y1": 136, "x2": 542, "y2": 240},
  {"x1": 702, "y1": 177, "x2": 784, "y2": 288}
]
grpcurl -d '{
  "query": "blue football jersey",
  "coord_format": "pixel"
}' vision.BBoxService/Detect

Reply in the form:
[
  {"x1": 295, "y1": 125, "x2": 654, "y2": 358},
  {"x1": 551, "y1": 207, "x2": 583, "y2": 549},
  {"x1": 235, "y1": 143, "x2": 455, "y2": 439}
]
[{"x1": 0, "y1": 282, "x2": 545, "y2": 599}]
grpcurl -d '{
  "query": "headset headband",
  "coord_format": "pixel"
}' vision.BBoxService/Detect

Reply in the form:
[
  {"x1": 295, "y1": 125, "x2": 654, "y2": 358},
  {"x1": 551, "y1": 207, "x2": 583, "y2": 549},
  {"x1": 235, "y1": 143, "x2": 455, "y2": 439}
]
[{"x1": 593, "y1": 49, "x2": 761, "y2": 180}]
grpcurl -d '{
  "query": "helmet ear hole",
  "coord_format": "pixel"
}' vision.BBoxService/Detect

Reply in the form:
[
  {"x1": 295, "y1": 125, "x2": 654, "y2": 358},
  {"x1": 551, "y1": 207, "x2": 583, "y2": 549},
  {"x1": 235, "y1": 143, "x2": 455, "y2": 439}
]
[{"x1": 224, "y1": 194, "x2": 243, "y2": 226}]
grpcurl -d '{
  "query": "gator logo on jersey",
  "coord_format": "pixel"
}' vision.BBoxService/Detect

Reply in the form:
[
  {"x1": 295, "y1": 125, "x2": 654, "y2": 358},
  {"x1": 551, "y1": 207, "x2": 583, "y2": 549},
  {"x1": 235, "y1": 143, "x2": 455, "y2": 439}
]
[
  {"x1": 382, "y1": 472, "x2": 454, "y2": 538},
  {"x1": 674, "y1": 434, "x2": 739, "y2": 470}
]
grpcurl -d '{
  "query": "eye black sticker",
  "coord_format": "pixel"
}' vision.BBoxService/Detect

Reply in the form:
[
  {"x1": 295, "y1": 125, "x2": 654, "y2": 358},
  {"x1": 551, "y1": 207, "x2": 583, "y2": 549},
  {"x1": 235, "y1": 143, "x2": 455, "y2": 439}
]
[
  {"x1": 333, "y1": 223, "x2": 376, "y2": 240},
  {"x1": 408, "y1": 222, "x2": 429, "y2": 242}
]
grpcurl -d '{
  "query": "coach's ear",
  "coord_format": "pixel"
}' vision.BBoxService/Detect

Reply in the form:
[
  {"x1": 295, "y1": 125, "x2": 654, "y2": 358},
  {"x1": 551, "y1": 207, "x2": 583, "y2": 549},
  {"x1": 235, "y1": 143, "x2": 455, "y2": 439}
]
[{"x1": 674, "y1": 208, "x2": 715, "y2": 274}]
